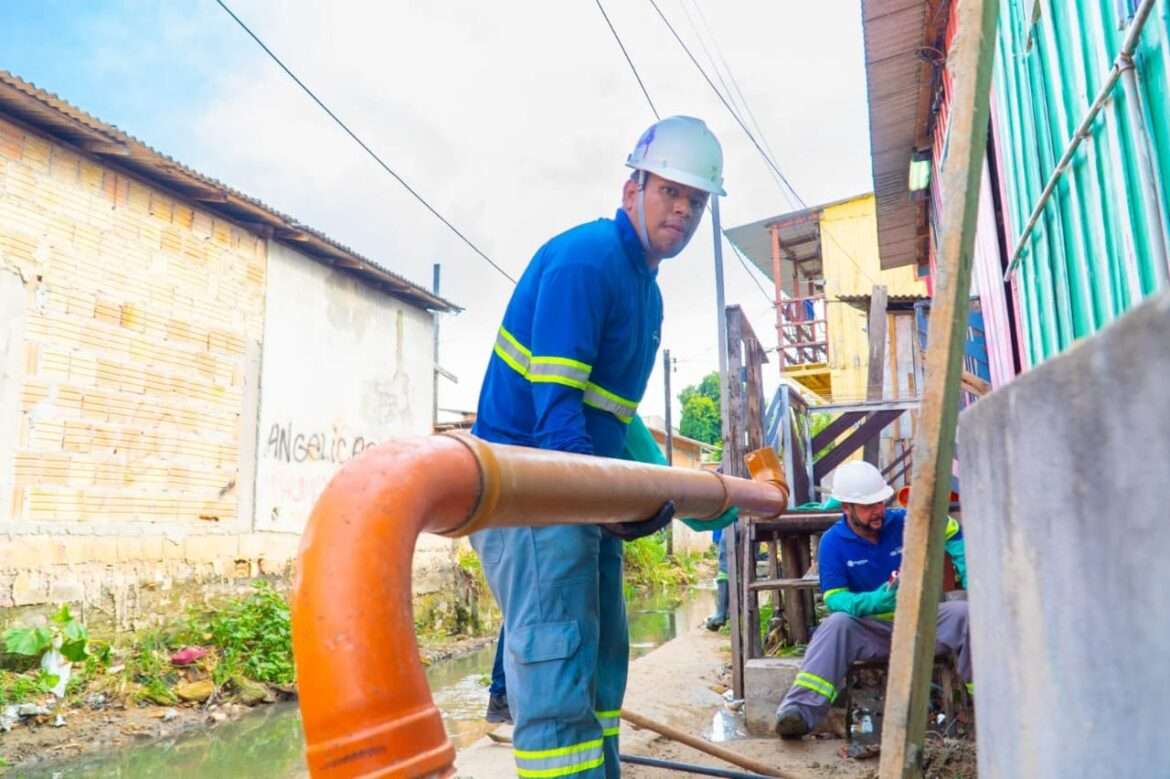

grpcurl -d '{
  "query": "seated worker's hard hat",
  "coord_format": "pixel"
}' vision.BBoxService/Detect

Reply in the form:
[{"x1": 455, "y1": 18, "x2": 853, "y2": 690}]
[
  {"x1": 827, "y1": 461, "x2": 893, "y2": 505},
  {"x1": 626, "y1": 116, "x2": 726, "y2": 196}
]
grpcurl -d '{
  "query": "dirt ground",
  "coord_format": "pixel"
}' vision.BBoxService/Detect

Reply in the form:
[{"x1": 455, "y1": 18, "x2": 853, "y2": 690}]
[
  {"x1": 454, "y1": 616, "x2": 966, "y2": 779},
  {"x1": 0, "y1": 697, "x2": 252, "y2": 770},
  {"x1": 0, "y1": 633, "x2": 495, "y2": 773}
]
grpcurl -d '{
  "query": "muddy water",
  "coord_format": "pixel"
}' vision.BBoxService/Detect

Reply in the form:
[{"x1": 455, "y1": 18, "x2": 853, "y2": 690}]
[{"x1": 21, "y1": 587, "x2": 715, "y2": 778}]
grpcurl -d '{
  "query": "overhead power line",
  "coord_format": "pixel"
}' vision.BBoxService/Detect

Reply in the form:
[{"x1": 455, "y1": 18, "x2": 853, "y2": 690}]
[
  {"x1": 213, "y1": 0, "x2": 516, "y2": 284},
  {"x1": 727, "y1": 238, "x2": 775, "y2": 303},
  {"x1": 646, "y1": 0, "x2": 803, "y2": 205},
  {"x1": 645, "y1": 0, "x2": 881, "y2": 290},
  {"x1": 594, "y1": 0, "x2": 660, "y2": 120}
]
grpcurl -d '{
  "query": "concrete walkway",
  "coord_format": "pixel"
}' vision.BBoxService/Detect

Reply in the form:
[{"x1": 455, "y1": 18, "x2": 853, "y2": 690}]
[{"x1": 453, "y1": 611, "x2": 869, "y2": 778}]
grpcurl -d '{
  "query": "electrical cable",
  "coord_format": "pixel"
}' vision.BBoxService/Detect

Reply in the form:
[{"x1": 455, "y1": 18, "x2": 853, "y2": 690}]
[
  {"x1": 213, "y1": 0, "x2": 517, "y2": 284},
  {"x1": 646, "y1": 0, "x2": 881, "y2": 289},
  {"x1": 594, "y1": 0, "x2": 660, "y2": 120}
]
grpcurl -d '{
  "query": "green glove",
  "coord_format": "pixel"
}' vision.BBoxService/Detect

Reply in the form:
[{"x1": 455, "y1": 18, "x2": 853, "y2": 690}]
[
  {"x1": 823, "y1": 584, "x2": 898, "y2": 619},
  {"x1": 945, "y1": 536, "x2": 967, "y2": 589},
  {"x1": 622, "y1": 415, "x2": 738, "y2": 532}
]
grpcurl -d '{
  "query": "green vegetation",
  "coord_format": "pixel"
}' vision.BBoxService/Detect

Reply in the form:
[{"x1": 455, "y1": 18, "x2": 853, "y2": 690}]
[
  {"x1": 4, "y1": 604, "x2": 90, "y2": 665},
  {"x1": 0, "y1": 582, "x2": 295, "y2": 710},
  {"x1": 678, "y1": 372, "x2": 722, "y2": 451},
  {"x1": 623, "y1": 530, "x2": 704, "y2": 594},
  {"x1": 193, "y1": 581, "x2": 294, "y2": 685},
  {"x1": 414, "y1": 546, "x2": 500, "y2": 641}
]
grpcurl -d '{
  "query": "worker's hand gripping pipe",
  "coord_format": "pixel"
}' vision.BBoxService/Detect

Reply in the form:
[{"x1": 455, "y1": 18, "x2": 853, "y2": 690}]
[{"x1": 291, "y1": 432, "x2": 789, "y2": 778}]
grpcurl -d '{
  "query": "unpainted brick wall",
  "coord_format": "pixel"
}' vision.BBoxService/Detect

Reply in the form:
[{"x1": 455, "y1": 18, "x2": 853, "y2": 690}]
[{"x1": 0, "y1": 117, "x2": 264, "y2": 531}]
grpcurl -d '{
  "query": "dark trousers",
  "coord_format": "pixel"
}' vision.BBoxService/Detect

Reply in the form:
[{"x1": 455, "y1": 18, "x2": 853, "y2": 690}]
[{"x1": 490, "y1": 625, "x2": 506, "y2": 696}]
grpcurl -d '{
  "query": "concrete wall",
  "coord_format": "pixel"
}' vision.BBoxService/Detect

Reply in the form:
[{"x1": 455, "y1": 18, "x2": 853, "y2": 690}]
[
  {"x1": 958, "y1": 290, "x2": 1170, "y2": 778},
  {"x1": 255, "y1": 242, "x2": 453, "y2": 592}
]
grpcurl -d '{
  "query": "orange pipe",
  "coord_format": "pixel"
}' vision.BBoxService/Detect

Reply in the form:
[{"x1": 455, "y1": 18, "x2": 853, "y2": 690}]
[{"x1": 292, "y1": 432, "x2": 788, "y2": 778}]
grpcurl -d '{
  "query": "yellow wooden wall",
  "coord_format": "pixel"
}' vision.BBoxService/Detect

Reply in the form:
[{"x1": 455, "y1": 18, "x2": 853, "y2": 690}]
[{"x1": 818, "y1": 194, "x2": 927, "y2": 402}]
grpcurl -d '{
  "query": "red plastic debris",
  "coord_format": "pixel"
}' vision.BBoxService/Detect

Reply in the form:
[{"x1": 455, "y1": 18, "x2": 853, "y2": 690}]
[{"x1": 170, "y1": 646, "x2": 209, "y2": 666}]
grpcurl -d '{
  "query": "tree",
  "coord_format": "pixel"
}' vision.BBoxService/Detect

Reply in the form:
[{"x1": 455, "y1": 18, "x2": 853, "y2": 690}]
[{"x1": 678, "y1": 371, "x2": 722, "y2": 446}]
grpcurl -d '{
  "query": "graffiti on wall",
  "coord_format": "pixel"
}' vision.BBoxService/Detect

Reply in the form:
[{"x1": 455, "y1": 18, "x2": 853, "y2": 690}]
[
  {"x1": 260, "y1": 420, "x2": 380, "y2": 530},
  {"x1": 264, "y1": 421, "x2": 377, "y2": 464}
]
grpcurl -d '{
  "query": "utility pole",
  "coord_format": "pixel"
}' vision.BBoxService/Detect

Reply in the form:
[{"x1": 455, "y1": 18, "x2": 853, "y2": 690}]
[
  {"x1": 662, "y1": 348, "x2": 674, "y2": 558},
  {"x1": 662, "y1": 349, "x2": 674, "y2": 467},
  {"x1": 432, "y1": 263, "x2": 440, "y2": 429},
  {"x1": 711, "y1": 195, "x2": 745, "y2": 698},
  {"x1": 712, "y1": 197, "x2": 730, "y2": 460}
]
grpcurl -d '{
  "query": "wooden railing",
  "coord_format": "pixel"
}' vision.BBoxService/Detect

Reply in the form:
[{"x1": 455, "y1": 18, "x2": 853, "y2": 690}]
[{"x1": 776, "y1": 294, "x2": 828, "y2": 369}]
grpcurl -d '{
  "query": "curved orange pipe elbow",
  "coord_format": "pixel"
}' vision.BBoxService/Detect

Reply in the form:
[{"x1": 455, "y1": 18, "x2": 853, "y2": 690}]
[{"x1": 292, "y1": 433, "x2": 788, "y2": 778}]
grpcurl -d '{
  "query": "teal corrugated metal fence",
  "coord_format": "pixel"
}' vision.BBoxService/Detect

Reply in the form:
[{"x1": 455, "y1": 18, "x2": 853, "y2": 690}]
[{"x1": 994, "y1": 0, "x2": 1170, "y2": 365}]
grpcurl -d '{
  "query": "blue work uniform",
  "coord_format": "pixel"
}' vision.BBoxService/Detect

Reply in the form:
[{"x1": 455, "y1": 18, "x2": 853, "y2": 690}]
[
  {"x1": 775, "y1": 508, "x2": 972, "y2": 729},
  {"x1": 470, "y1": 208, "x2": 662, "y2": 779}
]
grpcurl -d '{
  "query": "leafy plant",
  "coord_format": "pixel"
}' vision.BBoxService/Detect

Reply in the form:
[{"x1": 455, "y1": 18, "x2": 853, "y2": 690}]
[
  {"x1": 192, "y1": 581, "x2": 294, "y2": 685},
  {"x1": 624, "y1": 532, "x2": 703, "y2": 590},
  {"x1": 4, "y1": 605, "x2": 89, "y2": 663}
]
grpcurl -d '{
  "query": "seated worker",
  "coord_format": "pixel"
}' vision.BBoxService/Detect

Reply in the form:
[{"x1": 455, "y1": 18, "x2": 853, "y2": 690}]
[{"x1": 773, "y1": 460, "x2": 971, "y2": 738}]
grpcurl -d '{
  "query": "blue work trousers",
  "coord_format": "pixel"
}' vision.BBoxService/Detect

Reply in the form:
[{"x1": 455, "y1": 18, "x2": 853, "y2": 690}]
[{"x1": 471, "y1": 524, "x2": 627, "y2": 779}]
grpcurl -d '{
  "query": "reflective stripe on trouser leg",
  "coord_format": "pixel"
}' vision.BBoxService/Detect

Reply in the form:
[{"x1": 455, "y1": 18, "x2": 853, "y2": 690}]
[
  {"x1": 471, "y1": 524, "x2": 610, "y2": 778},
  {"x1": 595, "y1": 530, "x2": 628, "y2": 778},
  {"x1": 776, "y1": 612, "x2": 895, "y2": 730}
]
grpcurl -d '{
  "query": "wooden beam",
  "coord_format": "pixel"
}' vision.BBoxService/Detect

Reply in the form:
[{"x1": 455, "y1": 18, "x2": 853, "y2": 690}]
[
  {"x1": 812, "y1": 410, "x2": 903, "y2": 482},
  {"x1": 960, "y1": 370, "x2": 992, "y2": 397},
  {"x1": 192, "y1": 191, "x2": 230, "y2": 203},
  {"x1": 770, "y1": 226, "x2": 786, "y2": 374},
  {"x1": 878, "y1": 1, "x2": 999, "y2": 776},
  {"x1": 237, "y1": 221, "x2": 276, "y2": 239},
  {"x1": 810, "y1": 411, "x2": 866, "y2": 454},
  {"x1": 274, "y1": 227, "x2": 311, "y2": 242},
  {"x1": 81, "y1": 140, "x2": 131, "y2": 156},
  {"x1": 864, "y1": 286, "x2": 889, "y2": 465}
]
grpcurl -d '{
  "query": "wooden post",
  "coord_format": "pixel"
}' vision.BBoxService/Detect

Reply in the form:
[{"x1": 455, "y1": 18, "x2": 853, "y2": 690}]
[
  {"x1": 864, "y1": 286, "x2": 888, "y2": 465},
  {"x1": 878, "y1": 2, "x2": 999, "y2": 777},
  {"x1": 780, "y1": 536, "x2": 810, "y2": 644},
  {"x1": 770, "y1": 224, "x2": 786, "y2": 374}
]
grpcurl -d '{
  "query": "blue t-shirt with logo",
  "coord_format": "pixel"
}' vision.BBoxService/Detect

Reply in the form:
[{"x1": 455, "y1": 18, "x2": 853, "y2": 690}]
[{"x1": 818, "y1": 508, "x2": 908, "y2": 595}]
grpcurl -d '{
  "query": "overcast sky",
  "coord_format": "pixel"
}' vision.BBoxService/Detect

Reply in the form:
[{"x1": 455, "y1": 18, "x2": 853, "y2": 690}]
[{"x1": 1, "y1": 1, "x2": 873, "y2": 424}]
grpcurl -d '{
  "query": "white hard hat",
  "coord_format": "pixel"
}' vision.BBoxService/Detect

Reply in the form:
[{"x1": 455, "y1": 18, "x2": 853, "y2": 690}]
[
  {"x1": 626, "y1": 116, "x2": 726, "y2": 196},
  {"x1": 827, "y1": 461, "x2": 893, "y2": 505}
]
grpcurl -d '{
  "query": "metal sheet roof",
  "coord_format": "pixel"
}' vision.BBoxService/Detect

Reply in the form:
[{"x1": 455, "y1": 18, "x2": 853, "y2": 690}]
[
  {"x1": 0, "y1": 70, "x2": 459, "y2": 312},
  {"x1": 836, "y1": 292, "x2": 929, "y2": 311},
  {"x1": 861, "y1": 0, "x2": 948, "y2": 270}
]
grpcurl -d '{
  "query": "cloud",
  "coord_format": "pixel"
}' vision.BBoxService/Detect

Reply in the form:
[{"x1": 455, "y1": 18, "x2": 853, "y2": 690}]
[{"x1": 59, "y1": 0, "x2": 875, "y2": 419}]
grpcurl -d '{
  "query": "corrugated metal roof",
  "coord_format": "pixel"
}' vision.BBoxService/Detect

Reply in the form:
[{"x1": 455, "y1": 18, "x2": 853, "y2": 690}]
[
  {"x1": 836, "y1": 292, "x2": 929, "y2": 311},
  {"x1": 861, "y1": 0, "x2": 948, "y2": 270},
  {"x1": 0, "y1": 69, "x2": 460, "y2": 313}
]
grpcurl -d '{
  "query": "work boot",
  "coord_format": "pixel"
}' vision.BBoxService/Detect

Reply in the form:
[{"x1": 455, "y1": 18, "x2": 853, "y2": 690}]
[
  {"x1": 705, "y1": 580, "x2": 729, "y2": 631},
  {"x1": 485, "y1": 692, "x2": 512, "y2": 724},
  {"x1": 774, "y1": 707, "x2": 810, "y2": 739}
]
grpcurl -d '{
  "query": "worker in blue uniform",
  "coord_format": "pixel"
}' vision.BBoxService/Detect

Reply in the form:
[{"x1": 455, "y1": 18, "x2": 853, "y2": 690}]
[
  {"x1": 470, "y1": 115, "x2": 726, "y2": 778},
  {"x1": 773, "y1": 460, "x2": 972, "y2": 738}
]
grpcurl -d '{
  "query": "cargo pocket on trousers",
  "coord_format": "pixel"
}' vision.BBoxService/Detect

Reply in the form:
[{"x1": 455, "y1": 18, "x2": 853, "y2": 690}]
[{"x1": 509, "y1": 620, "x2": 588, "y2": 722}]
